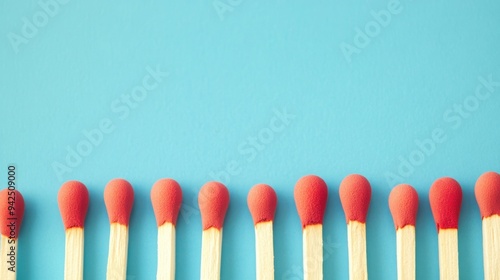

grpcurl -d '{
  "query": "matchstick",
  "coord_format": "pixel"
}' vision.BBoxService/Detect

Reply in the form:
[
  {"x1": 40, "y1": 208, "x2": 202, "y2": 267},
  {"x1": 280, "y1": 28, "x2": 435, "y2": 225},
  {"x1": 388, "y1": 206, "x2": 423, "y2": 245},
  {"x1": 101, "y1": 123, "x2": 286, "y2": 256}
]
[
  {"x1": 339, "y1": 174, "x2": 372, "y2": 280},
  {"x1": 429, "y1": 177, "x2": 462, "y2": 280},
  {"x1": 151, "y1": 178, "x2": 183, "y2": 280},
  {"x1": 247, "y1": 184, "x2": 277, "y2": 280},
  {"x1": 389, "y1": 184, "x2": 419, "y2": 280},
  {"x1": 104, "y1": 179, "x2": 134, "y2": 280},
  {"x1": 198, "y1": 181, "x2": 230, "y2": 280},
  {"x1": 293, "y1": 175, "x2": 328, "y2": 280},
  {"x1": 0, "y1": 189, "x2": 25, "y2": 280},
  {"x1": 58, "y1": 181, "x2": 89, "y2": 280},
  {"x1": 474, "y1": 171, "x2": 500, "y2": 280}
]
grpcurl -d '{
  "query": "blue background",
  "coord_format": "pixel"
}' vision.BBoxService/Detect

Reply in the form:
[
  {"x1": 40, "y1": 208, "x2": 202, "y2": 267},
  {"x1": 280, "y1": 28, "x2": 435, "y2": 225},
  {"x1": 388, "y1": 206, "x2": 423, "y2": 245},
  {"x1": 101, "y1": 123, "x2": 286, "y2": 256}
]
[{"x1": 1, "y1": 0, "x2": 500, "y2": 279}]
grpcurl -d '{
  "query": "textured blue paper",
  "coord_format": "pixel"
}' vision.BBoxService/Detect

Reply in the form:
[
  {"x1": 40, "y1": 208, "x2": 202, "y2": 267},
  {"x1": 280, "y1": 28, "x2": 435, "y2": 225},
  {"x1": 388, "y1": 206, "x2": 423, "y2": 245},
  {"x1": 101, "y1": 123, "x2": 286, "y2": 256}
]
[{"x1": 1, "y1": 0, "x2": 500, "y2": 279}]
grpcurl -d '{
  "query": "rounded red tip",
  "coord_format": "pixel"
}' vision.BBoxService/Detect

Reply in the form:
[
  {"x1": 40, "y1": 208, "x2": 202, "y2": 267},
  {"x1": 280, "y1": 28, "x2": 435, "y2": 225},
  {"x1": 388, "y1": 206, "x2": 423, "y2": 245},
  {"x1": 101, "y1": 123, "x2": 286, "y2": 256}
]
[
  {"x1": 151, "y1": 178, "x2": 183, "y2": 227},
  {"x1": 198, "y1": 182, "x2": 230, "y2": 230},
  {"x1": 104, "y1": 179, "x2": 134, "y2": 226},
  {"x1": 388, "y1": 184, "x2": 419, "y2": 230},
  {"x1": 339, "y1": 174, "x2": 371, "y2": 223},
  {"x1": 294, "y1": 175, "x2": 328, "y2": 228},
  {"x1": 475, "y1": 171, "x2": 500, "y2": 219},
  {"x1": 0, "y1": 189, "x2": 24, "y2": 238},
  {"x1": 247, "y1": 184, "x2": 277, "y2": 225},
  {"x1": 58, "y1": 181, "x2": 89, "y2": 230},
  {"x1": 429, "y1": 177, "x2": 462, "y2": 231}
]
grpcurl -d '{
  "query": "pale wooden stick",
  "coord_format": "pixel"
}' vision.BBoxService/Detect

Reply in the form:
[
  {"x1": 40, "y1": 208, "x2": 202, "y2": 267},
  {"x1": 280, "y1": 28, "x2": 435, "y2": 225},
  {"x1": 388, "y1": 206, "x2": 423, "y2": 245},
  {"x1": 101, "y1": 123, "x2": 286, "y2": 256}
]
[
  {"x1": 396, "y1": 226, "x2": 415, "y2": 280},
  {"x1": 65, "y1": 227, "x2": 84, "y2": 280},
  {"x1": 200, "y1": 227, "x2": 222, "y2": 280},
  {"x1": 107, "y1": 223, "x2": 129, "y2": 280},
  {"x1": 303, "y1": 224, "x2": 322, "y2": 280},
  {"x1": 255, "y1": 221, "x2": 274, "y2": 280},
  {"x1": 482, "y1": 215, "x2": 500, "y2": 280},
  {"x1": 0, "y1": 235, "x2": 16, "y2": 280},
  {"x1": 347, "y1": 221, "x2": 368, "y2": 280},
  {"x1": 157, "y1": 223, "x2": 176, "y2": 280},
  {"x1": 438, "y1": 229, "x2": 459, "y2": 280}
]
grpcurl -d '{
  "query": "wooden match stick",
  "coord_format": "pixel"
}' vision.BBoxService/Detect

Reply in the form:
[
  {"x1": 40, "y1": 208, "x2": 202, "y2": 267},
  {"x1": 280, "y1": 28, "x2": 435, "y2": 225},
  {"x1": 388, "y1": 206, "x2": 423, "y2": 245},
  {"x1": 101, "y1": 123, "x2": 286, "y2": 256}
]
[
  {"x1": 198, "y1": 181, "x2": 230, "y2": 280},
  {"x1": 293, "y1": 175, "x2": 328, "y2": 280},
  {"x1": 339, "y1": 174, "x2": 372, "y2": 280},
  {"x1": 104, "y1": 179, "x2": 134, "y2": 280},
  {"x1": 388, "y1": 184, "x2": 419, "y2": 280},
  {"x1": 58, "y1": 181, "x2": 90, "y2": 280},
  {"x1": 474, "y1": 171, "x2": 500, "y2": 280},
  {"x1": 151, "y1": 178, "x2": 183, "y2": 280},
  {"x1": 429, "y1": 177, "x2": 462, "y2": 280},
  {"x1": 247, "y1": 184, "x2": 278, "y2": 280},
  {"x1": 0, "y1": 189, "x2": 24, "y2": 280}
]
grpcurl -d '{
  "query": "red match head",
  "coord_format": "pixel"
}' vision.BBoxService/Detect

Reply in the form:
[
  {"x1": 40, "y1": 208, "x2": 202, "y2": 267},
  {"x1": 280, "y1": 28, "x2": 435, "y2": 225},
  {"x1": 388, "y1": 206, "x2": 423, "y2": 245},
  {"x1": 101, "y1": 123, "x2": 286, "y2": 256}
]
[
  {"x1": 475, "y1": 171, "x2": 500, "y2": 219},
  {"x1": 104, "y1": 179, "x2": 134, "y2": 226},
  {"x1": 0, "y1": 189, "x2": 24, "y2": 238},
  {"x1": 294, "y1": 175, "x2": 328, "y2": 228},
  {"x1": 429, "y1": 177, "x2": 462, "y2": 231},
  {"x1": 58, "y1": 181, "x2": 89, "y2": 230},
  {"x1": 151, "y1": 178, "x2": 183, "y2": 227},
  {"x1": 247, "y1": 184, "x2": 277, "y2": 225},
  {"x1": 388, "y1": 184, "x2": 419, "y2": 230},
  {"x1": 339, "y1": 174, "x2": 372, "y2": 223},
  {"x1": 198, "y1": 181, "x2": 230, "y2": 230}
]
